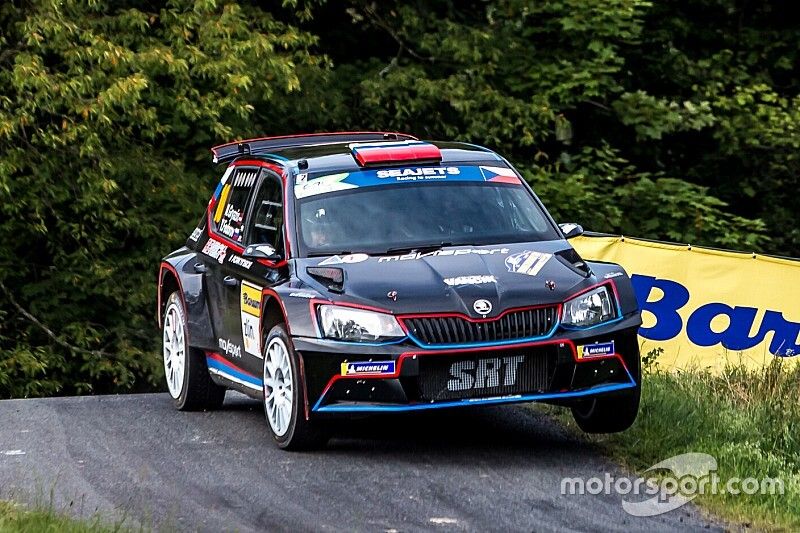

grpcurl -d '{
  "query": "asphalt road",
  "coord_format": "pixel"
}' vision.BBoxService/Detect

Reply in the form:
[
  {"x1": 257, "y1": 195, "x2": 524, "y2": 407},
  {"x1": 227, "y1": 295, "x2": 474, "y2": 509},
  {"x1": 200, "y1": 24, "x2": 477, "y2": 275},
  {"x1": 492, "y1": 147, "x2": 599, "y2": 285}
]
[{"x1": 0, "y1": 393, "x2": 722, "y2": 532}]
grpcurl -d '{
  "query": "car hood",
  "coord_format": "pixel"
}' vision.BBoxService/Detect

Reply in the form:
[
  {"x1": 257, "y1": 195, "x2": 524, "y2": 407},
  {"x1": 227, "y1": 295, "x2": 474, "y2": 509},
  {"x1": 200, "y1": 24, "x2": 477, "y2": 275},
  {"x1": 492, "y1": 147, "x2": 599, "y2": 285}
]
[{"x1": 295, "y1": 241, "x2": 596, "y2": 318}]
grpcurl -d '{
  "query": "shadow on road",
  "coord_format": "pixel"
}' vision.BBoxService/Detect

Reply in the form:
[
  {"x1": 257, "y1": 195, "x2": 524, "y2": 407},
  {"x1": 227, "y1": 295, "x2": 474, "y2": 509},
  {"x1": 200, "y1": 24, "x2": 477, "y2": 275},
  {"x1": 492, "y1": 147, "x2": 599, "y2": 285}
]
[{"x1": 221, "y1": 392, "x2": 595, "y2": 459}]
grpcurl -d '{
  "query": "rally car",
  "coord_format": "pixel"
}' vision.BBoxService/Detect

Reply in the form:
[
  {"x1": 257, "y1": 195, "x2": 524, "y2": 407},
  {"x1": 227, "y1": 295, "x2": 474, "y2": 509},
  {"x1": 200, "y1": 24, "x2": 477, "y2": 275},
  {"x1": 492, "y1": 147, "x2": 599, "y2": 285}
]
[{"x1": 157, "y1": 132, "x2": 642, "y2": 449}]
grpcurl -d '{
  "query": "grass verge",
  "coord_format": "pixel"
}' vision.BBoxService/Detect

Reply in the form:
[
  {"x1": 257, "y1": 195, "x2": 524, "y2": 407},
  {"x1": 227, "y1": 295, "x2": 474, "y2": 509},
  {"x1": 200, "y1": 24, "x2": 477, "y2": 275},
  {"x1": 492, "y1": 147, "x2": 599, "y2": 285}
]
[
  {"x1": 0, "y1": 501, "x2": 126, "y2": 532},
  {"x1": 546, "y1": 355, "x2": 800, "y2": 531}
]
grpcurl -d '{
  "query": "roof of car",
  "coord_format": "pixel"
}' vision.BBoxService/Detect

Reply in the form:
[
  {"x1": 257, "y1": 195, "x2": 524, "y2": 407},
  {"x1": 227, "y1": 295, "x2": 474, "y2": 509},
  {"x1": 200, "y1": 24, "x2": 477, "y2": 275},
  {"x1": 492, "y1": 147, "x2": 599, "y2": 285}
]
[{"x1": 212, "y1": 132, "x2": 504, "y2": 175}]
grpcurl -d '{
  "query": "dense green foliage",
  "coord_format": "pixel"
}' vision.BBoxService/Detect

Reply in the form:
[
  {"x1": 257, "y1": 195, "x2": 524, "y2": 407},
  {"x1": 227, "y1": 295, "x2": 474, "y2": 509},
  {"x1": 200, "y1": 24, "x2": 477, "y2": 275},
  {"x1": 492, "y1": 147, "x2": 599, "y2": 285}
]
[{"x1": 0, "y1": 0, "x2": 797, "y2": 397}]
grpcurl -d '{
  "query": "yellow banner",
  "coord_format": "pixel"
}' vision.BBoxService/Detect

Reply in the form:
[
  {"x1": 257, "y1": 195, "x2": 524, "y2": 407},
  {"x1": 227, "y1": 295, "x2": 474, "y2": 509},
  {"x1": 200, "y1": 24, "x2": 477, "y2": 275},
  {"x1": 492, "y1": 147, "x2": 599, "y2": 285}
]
[{"x1": 571, "y1": 235, "x2": 800, "y2": 370}]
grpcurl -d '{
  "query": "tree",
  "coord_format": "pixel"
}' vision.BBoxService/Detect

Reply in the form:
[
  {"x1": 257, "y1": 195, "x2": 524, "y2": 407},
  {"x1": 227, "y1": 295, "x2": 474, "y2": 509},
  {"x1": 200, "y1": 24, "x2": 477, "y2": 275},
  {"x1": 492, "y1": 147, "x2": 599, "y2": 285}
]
[{"x1": 0, "y1": 0, "x2": 321, "y2": 397}]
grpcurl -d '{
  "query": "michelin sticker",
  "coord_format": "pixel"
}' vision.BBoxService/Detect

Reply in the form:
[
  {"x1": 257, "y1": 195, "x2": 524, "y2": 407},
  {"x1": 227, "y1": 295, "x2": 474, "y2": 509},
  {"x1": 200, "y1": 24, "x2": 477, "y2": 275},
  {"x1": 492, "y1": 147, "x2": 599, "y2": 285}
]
[
  {"x1": 505, "y1": 250, "x2": 552, "y2": 277},
  {"x1": 340, "y1": 361, "x2": 396, "y2": 376},
  {"x1": 240, "y1": 281, "x2": 263, "y2": 358},
  {"x1": 319, "y1": 253, "x2": 369, "y2": 265},
  {"x1": 577, "y1": 341, "x2": 615, "y2": 359}
]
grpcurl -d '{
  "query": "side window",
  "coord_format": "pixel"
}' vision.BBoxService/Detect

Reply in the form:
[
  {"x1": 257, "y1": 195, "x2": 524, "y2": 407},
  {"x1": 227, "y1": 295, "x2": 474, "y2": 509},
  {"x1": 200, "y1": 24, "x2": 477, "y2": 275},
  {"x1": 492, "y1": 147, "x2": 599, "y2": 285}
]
[
  {"x1": 247, "y1": 174, "x2": 284, "y2": 253},
  {"x1": 211, "y1": 168, "x2": 258, "y2": 243}
]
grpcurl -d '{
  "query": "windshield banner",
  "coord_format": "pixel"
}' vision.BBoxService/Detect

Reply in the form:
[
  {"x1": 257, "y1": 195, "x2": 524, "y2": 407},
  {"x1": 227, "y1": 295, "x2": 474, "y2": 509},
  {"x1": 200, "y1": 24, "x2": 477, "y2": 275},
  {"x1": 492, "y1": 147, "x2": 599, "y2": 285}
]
[
  {"x1": 294, "y1": 165, "x2": 521, "y2": 199},
  {"x1": 572, "y1": 234, "x2": 800, "y2": 370}
]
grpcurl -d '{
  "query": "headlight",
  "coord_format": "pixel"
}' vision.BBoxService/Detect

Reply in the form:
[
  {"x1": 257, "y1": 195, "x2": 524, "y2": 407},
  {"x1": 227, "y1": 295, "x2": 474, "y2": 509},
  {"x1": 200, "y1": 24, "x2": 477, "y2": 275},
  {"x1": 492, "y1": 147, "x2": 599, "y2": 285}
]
[
  {"x1": 562, "y1": 286, "x2": 616, "y2": 328},
  {"x1": 318, "y1": 305, "x2": 405, "y2": 342}
]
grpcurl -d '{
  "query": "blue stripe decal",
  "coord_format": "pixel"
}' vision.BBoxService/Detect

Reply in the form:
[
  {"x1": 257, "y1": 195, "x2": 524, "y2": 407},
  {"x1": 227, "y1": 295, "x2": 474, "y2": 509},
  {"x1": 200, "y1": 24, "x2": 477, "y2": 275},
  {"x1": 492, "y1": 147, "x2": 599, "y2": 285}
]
[
  {"x1": 206, "y1": 357, "x2": 263, "y2": 387},
  {"x1": 313, "y1": 381, "x2": 636, "y2": 413}
]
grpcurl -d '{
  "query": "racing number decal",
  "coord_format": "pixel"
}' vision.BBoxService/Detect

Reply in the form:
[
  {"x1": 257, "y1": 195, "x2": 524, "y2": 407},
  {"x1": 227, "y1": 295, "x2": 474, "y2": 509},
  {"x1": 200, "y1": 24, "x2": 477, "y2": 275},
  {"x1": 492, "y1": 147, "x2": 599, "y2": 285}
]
[{"x1": 240, "y1": 281, "x2": 263, "y2": 357}]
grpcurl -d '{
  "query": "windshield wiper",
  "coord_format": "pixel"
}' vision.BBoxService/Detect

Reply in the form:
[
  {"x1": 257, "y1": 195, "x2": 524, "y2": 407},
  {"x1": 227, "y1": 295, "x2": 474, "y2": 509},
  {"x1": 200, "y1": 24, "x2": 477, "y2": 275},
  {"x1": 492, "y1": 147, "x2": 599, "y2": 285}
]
[
  {"x1": 306, "y1": 250, "x2": 353, "y2": 258},
  {"x1": 380, "y1": 242, "x2": 457, "y2": 256}
]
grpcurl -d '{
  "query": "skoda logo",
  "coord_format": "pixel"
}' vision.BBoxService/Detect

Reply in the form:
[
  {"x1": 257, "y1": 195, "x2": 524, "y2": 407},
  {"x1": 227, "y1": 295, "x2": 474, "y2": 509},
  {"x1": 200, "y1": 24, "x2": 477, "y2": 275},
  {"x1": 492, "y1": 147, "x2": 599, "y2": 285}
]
[{"x1": 473, "y1": 299, "x2": 493, "y2": 316}]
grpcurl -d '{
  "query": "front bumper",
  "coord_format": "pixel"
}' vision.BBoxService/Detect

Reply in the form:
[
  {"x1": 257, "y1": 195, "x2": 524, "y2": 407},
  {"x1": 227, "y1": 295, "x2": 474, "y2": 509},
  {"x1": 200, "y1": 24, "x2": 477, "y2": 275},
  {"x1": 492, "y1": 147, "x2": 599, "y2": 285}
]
[{"x1": 294, "y1": 315, "x2": 641, "y2": 415}]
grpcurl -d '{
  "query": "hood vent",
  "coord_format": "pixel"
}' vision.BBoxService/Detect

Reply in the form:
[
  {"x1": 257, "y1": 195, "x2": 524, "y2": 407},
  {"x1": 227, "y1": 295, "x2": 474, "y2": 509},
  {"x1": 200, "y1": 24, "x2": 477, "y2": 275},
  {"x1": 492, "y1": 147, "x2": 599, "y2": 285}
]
[
  {"x1": 307, "y1": 266, "x2": 344, "y2": 293},
  {"x1": 555, "y1": 248, "x2": 591, "y2": 277}
]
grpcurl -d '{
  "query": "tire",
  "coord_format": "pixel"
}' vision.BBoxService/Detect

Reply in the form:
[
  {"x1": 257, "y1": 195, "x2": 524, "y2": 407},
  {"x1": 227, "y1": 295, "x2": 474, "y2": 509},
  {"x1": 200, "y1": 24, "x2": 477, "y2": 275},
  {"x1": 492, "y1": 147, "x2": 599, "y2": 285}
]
[
  {"x1": 162, "y1": 291, "x2": 226, "y2": 411},
  {"x1": 570, "y1": 383, "x2": 640, "y2": 433},
  {"x1": 262, "y1": 324, "x2": 328, "y2": 450}
]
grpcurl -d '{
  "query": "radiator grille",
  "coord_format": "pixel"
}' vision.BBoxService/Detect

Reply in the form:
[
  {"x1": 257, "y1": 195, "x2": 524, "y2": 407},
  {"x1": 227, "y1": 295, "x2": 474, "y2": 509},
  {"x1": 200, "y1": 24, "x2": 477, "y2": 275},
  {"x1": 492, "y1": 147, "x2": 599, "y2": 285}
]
[
  {"x1": 416, "y1": 348, "x2": 556, "y2": 402},
  {"x1": 402, "y1": 306, "x2": 557, "y2": 346}
]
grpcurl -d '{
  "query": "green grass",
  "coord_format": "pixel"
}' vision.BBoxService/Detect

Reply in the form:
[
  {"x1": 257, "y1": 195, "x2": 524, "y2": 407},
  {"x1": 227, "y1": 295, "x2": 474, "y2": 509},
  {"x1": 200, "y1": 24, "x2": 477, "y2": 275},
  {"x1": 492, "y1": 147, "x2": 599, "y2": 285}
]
[
  {"x1": 0, "y1": 501, "x2": 127, "y2": 533},
  {"x1": 545, "y1": 355, "x2": 800, "y2": 531}
]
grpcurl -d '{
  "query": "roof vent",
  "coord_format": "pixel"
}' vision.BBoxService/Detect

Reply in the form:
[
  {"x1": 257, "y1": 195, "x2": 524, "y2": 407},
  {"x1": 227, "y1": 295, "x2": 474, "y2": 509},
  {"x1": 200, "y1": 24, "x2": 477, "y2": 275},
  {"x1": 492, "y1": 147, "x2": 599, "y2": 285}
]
[{"x1": 350, "y1": 140, "x2": 442, "y2": 167}]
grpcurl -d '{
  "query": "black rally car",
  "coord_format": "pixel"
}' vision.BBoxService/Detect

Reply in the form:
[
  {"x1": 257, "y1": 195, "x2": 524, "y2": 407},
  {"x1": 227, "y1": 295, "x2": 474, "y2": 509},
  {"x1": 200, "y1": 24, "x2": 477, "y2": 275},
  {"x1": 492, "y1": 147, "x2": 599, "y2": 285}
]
[{"x1": 157, "y1": 132, "x2": 642, "y2": 449}]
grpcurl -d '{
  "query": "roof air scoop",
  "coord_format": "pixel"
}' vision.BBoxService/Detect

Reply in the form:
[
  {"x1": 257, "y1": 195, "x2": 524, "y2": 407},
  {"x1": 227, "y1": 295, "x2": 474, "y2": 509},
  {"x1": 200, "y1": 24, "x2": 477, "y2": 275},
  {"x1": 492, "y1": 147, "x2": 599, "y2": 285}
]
[{"x1": 350, "y1": 140, "x2": 442, "y2": 167}]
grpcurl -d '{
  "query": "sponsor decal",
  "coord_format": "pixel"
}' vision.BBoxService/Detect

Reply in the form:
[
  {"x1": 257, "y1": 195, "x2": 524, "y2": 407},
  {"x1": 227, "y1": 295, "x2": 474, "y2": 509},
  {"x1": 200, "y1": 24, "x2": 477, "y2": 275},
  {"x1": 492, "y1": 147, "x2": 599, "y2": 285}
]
[
  {"x1": 473, "y1": 299, "x2": 493, "y2": 316},
  {"x1": 202, "y1": 239, "x2": 227, "y2": 264},
  {"x1": 378, "y1": 247, "x2": 509, "y2": 263},
  {"x1": 478, "y1": 166, "x2": 521, "y2": 184},
  {"x1": 505, "y1": 250, "x2": 552, "y2": 277},
  {"x1": 240, "y1": 281, "x2": 263, "y2": 357},
  {"x1": 289, "y1": 291, "x2": 316, "y2": 299},
  {"x1": 214, "y1": 184, "x2": 231, "y2": 223},
  {"x1": 233, "y1": 170, "x2": 258, "y2": 188},
  {"x1": 295, "y1": 165, "x2": 523, "y2": 199},
  {"x1": 218, "y1": 204, "x2": 244, "y2": 242},
  {"x1": 447, "y1": 356, "x2": 525, "y2": 391},
  {"x1": 294, "y1": 172, "x2": 357, "y2": 199},
  {"x1": 318, "y1": 253, "x2": 369, "y2": 266},
  {"x1": 577, "y1": 341, "x2": 615, "y2": 359},
  {"x1": 444, "y1": 275, "x2": 497, "y2": 286},
  {"x1": 218, "y1": 338, "x2": 242, "y2": 358},
  {"x1": 189, "y1": 227, "x2": 203, "y2": 242},
  {"x1": 604, "y1": 271, "x2": 625, "y2": 279},
  {"x1": 632, "y1": 274, "x2": 800, "y2": 357},
  {"x1": 340, "y1": 361, "x2": 396, "y2": 376},
  {"x1": 375, "y1": 167, "x2": 460, "y2": 180},
  {"x1": 227, "y1": 254, "x2": 253, "y2": 269}
]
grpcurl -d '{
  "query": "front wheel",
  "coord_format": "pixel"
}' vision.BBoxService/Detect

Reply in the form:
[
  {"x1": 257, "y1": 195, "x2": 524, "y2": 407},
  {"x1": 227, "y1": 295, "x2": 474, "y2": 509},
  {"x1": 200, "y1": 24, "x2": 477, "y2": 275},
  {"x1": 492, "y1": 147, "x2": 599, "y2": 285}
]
[
  {"x1": 570, "y1": 384, "x2": 640, "y2": 433},
  {"x1": 162, "y1": 291, "x2": 226, "y2": 411},
  {"x1": 262, "y1": 324, "x2": 328, "y2": 450}
]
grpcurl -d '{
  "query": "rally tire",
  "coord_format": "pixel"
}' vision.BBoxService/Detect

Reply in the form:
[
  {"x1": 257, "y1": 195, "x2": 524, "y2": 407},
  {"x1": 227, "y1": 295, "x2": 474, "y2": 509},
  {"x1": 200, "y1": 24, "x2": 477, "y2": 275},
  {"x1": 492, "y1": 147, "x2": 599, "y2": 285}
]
[
  {"x1": 262, "y1": 324, "x2": 328, "y2": 450},
  {"x1": 570, "y1": 383, "x2": 640, "y2": 433},
  {"x1": 162, "y1": 292, "x2": 226, "y2": 411}
]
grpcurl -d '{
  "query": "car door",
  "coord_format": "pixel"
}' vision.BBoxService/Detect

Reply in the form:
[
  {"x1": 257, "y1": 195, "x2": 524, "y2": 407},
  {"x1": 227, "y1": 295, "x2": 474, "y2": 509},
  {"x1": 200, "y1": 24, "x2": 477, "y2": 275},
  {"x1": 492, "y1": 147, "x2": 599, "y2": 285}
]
[
  {"x1": 218, "y1": 169, "x2": 286, "y2": 377},
  {"x1": 201, "y1": 166, "x2": 259, "y2": 366}
]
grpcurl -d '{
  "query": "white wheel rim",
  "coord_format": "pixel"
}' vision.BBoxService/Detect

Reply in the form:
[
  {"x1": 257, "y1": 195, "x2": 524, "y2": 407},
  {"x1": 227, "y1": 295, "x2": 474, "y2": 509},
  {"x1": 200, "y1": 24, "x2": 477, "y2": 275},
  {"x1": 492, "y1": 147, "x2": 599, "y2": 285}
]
[
  {"x1": 163, "y1": 303, "x2": 186, "y2": 399},
  {"x1": 263, "y1": 337, "x2": 294, "y2": 437}
]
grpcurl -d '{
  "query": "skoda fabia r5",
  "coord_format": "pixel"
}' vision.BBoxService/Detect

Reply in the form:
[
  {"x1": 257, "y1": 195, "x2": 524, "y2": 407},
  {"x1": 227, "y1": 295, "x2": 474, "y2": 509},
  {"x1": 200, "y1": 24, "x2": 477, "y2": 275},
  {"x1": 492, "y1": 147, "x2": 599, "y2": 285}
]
[{"x1": 157, "y1": 132, "x2": 642, "y2": 449}]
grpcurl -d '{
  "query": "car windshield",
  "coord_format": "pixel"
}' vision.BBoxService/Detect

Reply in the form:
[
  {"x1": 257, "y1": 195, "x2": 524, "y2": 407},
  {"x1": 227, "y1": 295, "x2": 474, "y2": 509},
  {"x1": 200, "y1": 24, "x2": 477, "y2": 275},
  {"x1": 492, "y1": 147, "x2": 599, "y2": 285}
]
[{"x1": 296, "y1": 177, "x2": 560, "y2": 256}]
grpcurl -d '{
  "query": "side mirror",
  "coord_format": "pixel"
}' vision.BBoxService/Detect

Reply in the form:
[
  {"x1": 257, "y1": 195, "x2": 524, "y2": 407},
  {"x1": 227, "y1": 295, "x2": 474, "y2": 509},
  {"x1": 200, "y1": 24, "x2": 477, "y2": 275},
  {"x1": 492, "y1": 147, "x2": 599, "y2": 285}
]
[
  {"x1": 243, "y1": 244, "x2": 283, "y2": 262},
  {"x1": 559, "y1": 223, "x2": 584, "y2": 240}
]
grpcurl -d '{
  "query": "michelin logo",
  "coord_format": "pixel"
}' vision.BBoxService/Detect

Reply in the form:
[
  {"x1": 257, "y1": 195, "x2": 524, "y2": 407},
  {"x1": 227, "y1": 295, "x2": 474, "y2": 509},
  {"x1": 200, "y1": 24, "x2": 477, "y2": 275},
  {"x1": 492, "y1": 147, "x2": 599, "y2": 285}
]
[
  {"x1": 578, "y1": 341, "x2": 615, "y2": 359},
  {"x1": 340, "y1": 361, "x2": 396, "y2": 376}
]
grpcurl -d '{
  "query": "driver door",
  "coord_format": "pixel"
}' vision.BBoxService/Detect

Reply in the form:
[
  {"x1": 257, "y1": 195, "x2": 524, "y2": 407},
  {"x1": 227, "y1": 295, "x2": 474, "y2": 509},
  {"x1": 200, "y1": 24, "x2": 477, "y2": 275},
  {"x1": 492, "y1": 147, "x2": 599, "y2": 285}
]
[{"x1": 219, "y1": 170, "x2": 285, "y2": 376}]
